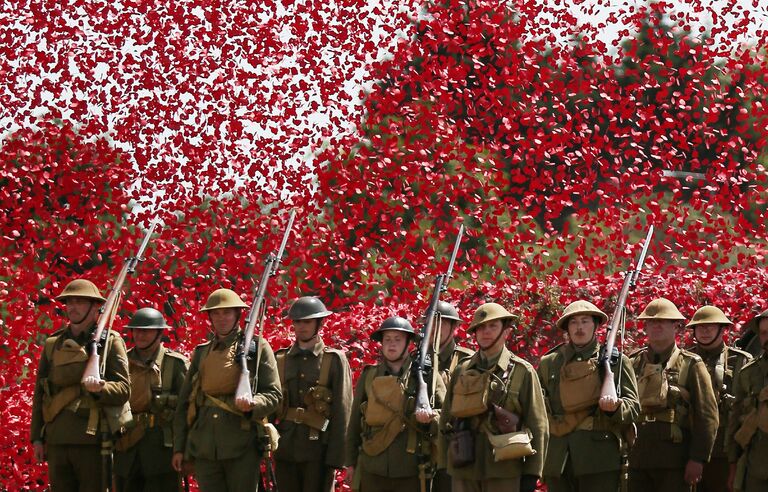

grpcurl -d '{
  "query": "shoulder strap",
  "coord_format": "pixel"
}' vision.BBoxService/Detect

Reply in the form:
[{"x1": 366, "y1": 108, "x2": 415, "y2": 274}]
[
  {"x1": 318, "y1": 349, "x2": 334, "y2": 387},
  {"x1": 160, "y1": 347, "x2": 175, "y2": 394},
  {"x1": 44, "y1": 335, "x2": 61, "y2": 361},
  {"x1": 276, "y1": 350, "x2": 287, "y2": 389},
  {"x1": 677, "y1": 351, "x2": 692, "y2": 389},
  {"x1": 364, "y1": 366, "x2": 378, "y2": 397}
]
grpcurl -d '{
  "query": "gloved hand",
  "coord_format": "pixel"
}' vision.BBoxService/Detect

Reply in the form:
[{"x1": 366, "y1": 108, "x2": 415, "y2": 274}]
[{"x1": 520, "y1": 474, "x2": 539, "y2": 492}]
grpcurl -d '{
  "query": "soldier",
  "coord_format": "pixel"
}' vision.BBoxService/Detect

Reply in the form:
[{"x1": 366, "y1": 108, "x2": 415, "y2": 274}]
[
  {"x1": 431, "y1": 301, "x2": 474, "y2": 492},
  {"x1": 172, "y1": 288, "x2": 281, "y2": 492},
  {"x1": 345, "y1": 316, "x2": 446, "y2": 492},
  {"x1": 628, "y1": 298, "x2": 719, "y2": 492},
  {"x1": 735, "y1": 308, "x2": 768, "y2": 359},
  {"x1": 30, "y1": 278, "x2": 131, "y2": 491},
  {"x1": 686, "y1": 305, "x2": 752, "y2": 492},
  {"x1": 272, "y1": 296, "x2": 352, "y2": 492},
  {"x1": 440, "y1": 302, "x2": 548, "y2": 492},
  {"x1": 727, "y1": 308, "x2": 768, "y2": 491},
  {"x1": 114, "y1": 308, "x2": 189, "y2": 492},
  {"x1": 537, "y1": 300, "x2": 640, "y2": 492}
]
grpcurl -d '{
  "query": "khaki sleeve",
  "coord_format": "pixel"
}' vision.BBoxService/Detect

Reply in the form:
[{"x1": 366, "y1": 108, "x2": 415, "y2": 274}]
[
  {"x1": 607, "y1": 354, "x2": 641, "y2": 426},
  {"x1": 519, "y1": 363, "x2": 549, "y2": 477},
  {"x1": 249, "y1": 337, "x2": 282, "y2": 418},
  {"x1": 325, "y1": 352, "x2": 353, "y2": 469},
  {"x1": 725, "y1": 368, "x2": 749, "y2": 463},
  {"x1": 95, "y1": 334, "x2": 130, "y2": 406},
  {"x1": 30, "y1": 346, "x2": 50, "y2": 443},
  {"x1": 345, "y1": 367, "x2": 369, "y2": 467},
  {"x1": 173, "y1": 348, "x2": 201, "y2": 454},
  {"x1": 688, "y1": 359, "x2": 719, "y2": 463}
]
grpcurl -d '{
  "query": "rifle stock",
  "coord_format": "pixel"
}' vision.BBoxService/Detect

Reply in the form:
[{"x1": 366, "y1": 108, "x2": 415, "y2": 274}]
[
  {"x1": 600, "y1": 225, "x2": 654, "y2": 399},
  {"x1": 235, "y1": 210, "x2": 296, "y2": 404}
]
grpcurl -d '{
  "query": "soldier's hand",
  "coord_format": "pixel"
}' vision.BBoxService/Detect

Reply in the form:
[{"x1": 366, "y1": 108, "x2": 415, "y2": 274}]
[
  {"x1": 33, "y1": 441, "x2": 46, "y2": 463},
  {"x1": 344, "y1": 466, "x2": 355, "y2": 486},
  {"x1": 684, "y1": 459, "x2": 703, "y2": 486},
  {"x1": 83, "y1": 375, "x2": 106, "y2": 393},
  {"x1": 172, "y1": 452, "x2": 184, "y2": 472},
  {"x1": 235, "y1": 395, "x2": 254, "y2": 412},
  {"x1": 414, "y1": 407, "x2": 435, "y2": 424},
  {"x1": 598, "y1": 394, "x2": 620, "y2": 412}
]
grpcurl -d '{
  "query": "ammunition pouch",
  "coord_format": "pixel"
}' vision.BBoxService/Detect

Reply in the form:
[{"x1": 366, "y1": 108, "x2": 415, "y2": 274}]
[
  {"x1": 364, "y1": 376, "x2": 405, "y2": 426},
  {"x1": 447, "y1": 420, "x2": 474, "y2": 468},
  {"x1": 559, "y1": 360, "x2": 601, "y2": 413},
  {"x1": 451, "y1": 370, "x2": 490, "y2": 418},
  {"x1": 758, "y1": 386, "x2": 768, "y2": 434},
  {"x1": 304, "y1": 385, "x2": 333, "y2": 418},
  {"x1": 487, "y1": 428, "x2": 535, "y2": 462}
]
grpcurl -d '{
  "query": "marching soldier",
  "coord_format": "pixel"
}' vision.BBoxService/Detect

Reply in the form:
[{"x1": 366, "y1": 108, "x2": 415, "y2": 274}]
[
  {"x1": 345, "y1": 316, "x2": 446, "y2": 492},
  {"x1": 735, "y1": 308, "x2": 768, "y2": 358},
  {"x1": 686, "y1": 306, "x2": 752, "y2": 492},
  {"x1": 432, "y1": 301, "x2": 474, "y2": 492},
  {"x1": 272, "y1": 296, "x2": 353, "y2": 491},
  {"x1": 440, "y1": 302, "x2": 548, "y2": 492},
  {"x1": 537, "y1": 300, "x2": 640, "y2": 492},
  {"x1": 172, "y1": 288, "x2": 281, "y2": 492},
  {"x1": 114, "y1": 308, "x2": 189, "y2": 492},
  {"x1": 628, "y1": 298, "x2": 719, "y2": 492},
  {"x1": 727, "y1": 308, "x2": 768, "y2": 491},
  {"x1": 30, "y1": 278, "x2": 131, "y2": 491}
]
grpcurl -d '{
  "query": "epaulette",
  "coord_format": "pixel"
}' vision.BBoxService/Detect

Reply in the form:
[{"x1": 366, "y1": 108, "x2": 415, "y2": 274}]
[
  {"x1": 679, "y1": 348, "x2": 703, "y2": 363},
  {"x1": 323, "y1": 346, "x2": 347, "y2": 359},
  {"x1": 509, "y1": 353, "x2": 534, "y2": 370},
  {"x1": 454, "y1": 345, "x2": 475, "y2": 357},
  {"x1": 164, "y1": 349, "x2": 189, "y2": 363},
  {"x1": 275, "y1": 346, "x2": 290, "y2": 355},
  {"x1": 46, "y1": 328, "x2": 65, "y2": 339},
  {"x1": 542, "y1": 342, "x2": 565, "y2": 357},
  {"x1": 727, "y1": 346, "x2": 753, "y2": 361},
  {"x1": 739, "y1": 356, "x2": 763, "y2": 372},
  {"x1": 195, "y1": 340, "x2": 213, "y2": 350},
  {"x1": 628, "y1": 347, "x2": 647, "y2": 359}
]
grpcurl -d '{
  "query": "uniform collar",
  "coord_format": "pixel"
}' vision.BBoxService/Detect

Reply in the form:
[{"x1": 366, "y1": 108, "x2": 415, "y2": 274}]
[
  {"x1": 380, "y1": 354, "x2": 412, "y2": 377},
  {"x1": 647, "y1": 343, "x2": 678, "y2": 364},
  {"x1": 128, "y1": 344, "x2": 165, "y2": 367},
  {"x1": 470, "y1": 346, "x2": 511, "y2": 371},
  {"x1": 694, "y1": 341, "x2": 725, "y2": 360},
  {"x1": 63, "y1": 323, "x2": 97, "y2": 345},
  {"x1": 565, "y1": 338, "x2": 599, "y2": 361},
  {"x1": 212, "y1": 329, "x2": 240, "y2": 349},
  {"x1": 288, "y1": 338, "x2": 325, "y2": 357}
]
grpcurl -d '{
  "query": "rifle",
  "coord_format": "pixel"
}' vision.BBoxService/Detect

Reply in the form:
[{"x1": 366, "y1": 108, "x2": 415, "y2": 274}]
[
  {"x1": 81, "y1": 217, "x2": 160, "y2": 492},
  {"x1": 82, "y1": 217, "x2": 160, "y2": 383},
  {"x1": 234, "y1": 209, "x2": 295, "y2": 405},
  {"x1": 599, "y1": 225, "x2": 654, "y2": 400},
  {"x1": 414, "y1": 224, "x2": 464, "y2": 414}
]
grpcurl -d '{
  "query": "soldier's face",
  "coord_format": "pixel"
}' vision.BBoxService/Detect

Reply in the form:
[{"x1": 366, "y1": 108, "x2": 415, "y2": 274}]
[
  {"x1": 758, "y1": 318, "x2": 768, "y2": 348},
  {"x1": 65, "y1": 297, "x2": 99, "y2": 326},
  {"x1": 209, "y1": 308, "x2": 239, "y2": 336},
  {"x1": 644, "y1": 319, "x2": 678, "y2": 347},
  {"x1": 566, "y1": 315, "x2": 596, "y2": 347},
  {"x1": 292, "y1": 319, "x2": 319, "y2": 342},
  {"x1": 693, "y1": 323, "x2": 723, "y2": 347},
  {"x1": 474, "y1": 320, "x2": 506, "y2": 351},
  {"x1": 439, "y1": 320, "x2": 456, "y2": 346},
  {"x1": 381, "y1": 331, "x2": 408, "y2": 361},
  {"x1": 131, "y1": 328, "x2": 162, "y2": 350}
]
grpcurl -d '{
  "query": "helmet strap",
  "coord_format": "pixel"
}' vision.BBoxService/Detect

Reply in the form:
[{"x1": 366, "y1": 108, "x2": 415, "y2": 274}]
[
  {"x1": 299, "y1": 319, "x2": 322, "y2": 344},
  {"x1": 478, "y1": 323, "x2": 509, "y2": 351},
  {"x1": 70, "y1": 300, "x2": 95, "y2": 326},
  {"x1": 694, "y1": 325, "x2": 724, "y2": 348},
  {"x1": 134, "y1": 329, "x2": 163, "y2": 351}
]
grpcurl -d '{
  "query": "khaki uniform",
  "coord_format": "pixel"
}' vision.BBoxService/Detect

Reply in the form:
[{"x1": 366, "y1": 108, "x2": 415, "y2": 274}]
[
  {"x1": 628, "y1": 344, "x2": 719, "y2": 492},
  {"x1": 114, "y1": 345, "x2": 189, "y2": 492},
  {"x1": 727, "y1": 352, "x2": 768, "y2": 491},
  {"x1": 30, "y1": 325, "x2": 131, "y2": 492},
  {"x1": 273, "y1": 340, "x2": 353, "y2": 492},
  {"x1": 345, "y1": 355, "x2": 446, "y2": 492},
  {"x1": 433, "y1": 339, "x2": 474, "y2": 492},
  {"x1": 440, "y1": 346, "x2": 549, "y2": 492},
  {"x1": 173, "y1": 330, "x2": 281, "y2": 492},
  {"x1": 537, "y1": 339, "x2": 640, "y2": 492},
  {"x1": 688, "y1": 343, "x2": 752, "y2": 492}
]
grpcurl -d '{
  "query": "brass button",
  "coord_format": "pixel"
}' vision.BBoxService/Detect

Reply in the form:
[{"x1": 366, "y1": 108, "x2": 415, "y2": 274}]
[
  {"x1": 299, "y1": 373, "x2": 305, "y2": 378},
  {"x1": 213, "y1": 413, "x2": 219, "y2": 419}
]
